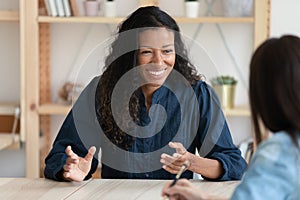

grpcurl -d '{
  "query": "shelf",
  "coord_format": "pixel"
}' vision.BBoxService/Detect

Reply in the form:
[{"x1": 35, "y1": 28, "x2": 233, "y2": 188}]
[
  {"x1": 0, "y1": 103, "x2": 19, "y2": 115},
  {"x1": 38, "y1": 103, "x2": 250, "y2": 117},
  {"x1": 0, "y1": 11, "x2": 19, "y2": 22},
  {"x1": 175, "y1": 17, "x2": 254, "y2": 23},
  {"x1": 0, "y1": 134, "x2": 19, "y2": 150},
  {"x1": 38, "y1": 103, "x2": 71, "y2": 115},
  {"x1": 223, "y1": 106, "x2": 251, "y2": 117},
  {"x1": 38, "y1": 16, "x2": 254, "y2": 24}
]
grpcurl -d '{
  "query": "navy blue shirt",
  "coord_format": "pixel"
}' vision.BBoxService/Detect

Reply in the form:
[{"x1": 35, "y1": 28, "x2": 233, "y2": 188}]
[{"x1": 44, "y1": 76, "x2": 247, "y2": 181}]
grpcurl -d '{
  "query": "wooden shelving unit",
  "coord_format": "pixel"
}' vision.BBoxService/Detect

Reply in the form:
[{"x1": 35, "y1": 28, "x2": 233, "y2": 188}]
[
  {"x1": 38, "y1": 103, "x2": 71, "y2": 115},
  {"x1": 38, "y1": 16, "x2": 254, "y2": 24},
  {"x1": 0, "y1": 7, "x2": 20, "y2": 150},
  {"x1": 38, "y1": 103, "x2": 250, "y2": 117},
  {"x1": 0, "y1": 103, "x2": 20, "y2": 151},
  {"x1": 0, "y1": 103, "x2": 19, "y2": 115},
  {"x1": 20, "y1": 0, "x2": 270, "y2": 178},
  {"x1": 0, "y1": 11, "x2": 19, "y2": 21}
]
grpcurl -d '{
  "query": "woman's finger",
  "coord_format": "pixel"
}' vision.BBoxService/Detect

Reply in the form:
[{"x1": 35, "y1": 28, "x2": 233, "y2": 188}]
[
  {"x1": 169, "y1": 142, "x2": 186, "y2": 155},
  {"x1": 84, "y1": 146, "x2": 96, "y2": 162},
  {"x1": 65, "y1": 145, "x2": 78, "y2": 160}
]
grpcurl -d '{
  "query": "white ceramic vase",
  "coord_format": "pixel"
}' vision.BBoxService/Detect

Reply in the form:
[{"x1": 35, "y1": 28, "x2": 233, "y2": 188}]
[
  {"x1": 185, "y1": 1, "x2": 199, "y2": 18},
  {"x1": 105, "y1": 1, "x2": 116, "y2": 17},
  {"x1": 84, "y1": 1, "x2": 99, "y2": 16}
]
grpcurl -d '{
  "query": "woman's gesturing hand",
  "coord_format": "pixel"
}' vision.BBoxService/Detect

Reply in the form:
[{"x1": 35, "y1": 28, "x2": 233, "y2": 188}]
[
  {"x1": 160, "y1": 142, "x2": 192, "y2": 174},
  {"x1": 62, "y1": 145, "x2": 96, "y2": 182}
]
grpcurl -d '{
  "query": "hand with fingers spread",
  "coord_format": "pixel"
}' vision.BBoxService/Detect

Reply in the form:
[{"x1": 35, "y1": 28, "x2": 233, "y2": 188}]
[
  {"x1": 62, "y1": 145, "x2": 96, "y2": 182},
  {"x1": 160, "y1": 142, "x2": 191, "y2": 175}
]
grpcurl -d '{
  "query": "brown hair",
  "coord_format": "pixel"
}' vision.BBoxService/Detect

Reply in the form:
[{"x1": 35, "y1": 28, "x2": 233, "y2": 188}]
[{"x1": 250, "y1": 35, "x2": 300, "y2": 146}]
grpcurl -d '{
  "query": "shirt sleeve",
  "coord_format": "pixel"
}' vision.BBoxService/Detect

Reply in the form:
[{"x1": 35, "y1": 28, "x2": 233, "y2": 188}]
[
  {"x1": 231, "y1": 135, "x2": 298, "y2": 200},
  {"x1": 44, "y1": 77, "x2": 101, "y2": 181},
  {"x1": 194, "y1": 81, "x2": 247, "y2": 181},
  {"x1": 44, "y1": 111, "x2": 99, "y2": 181}
]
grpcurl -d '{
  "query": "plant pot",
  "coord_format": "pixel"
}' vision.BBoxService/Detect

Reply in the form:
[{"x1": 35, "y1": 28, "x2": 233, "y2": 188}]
[
  {"x1": 105, "y1": 1, "x2": 116, "y2": 17},
  {"x1": 185, "y1": 1, "x2": 199, "y2": 18},
  {"x1": 84, "y1": 1, "x2": 99, "y2": 16},
  {"x1": 222, "y1": 0, "x2": 253, "y2": 17},
  {"x1": 213, "y1": 85, "x2": 236, "y2": 109}
]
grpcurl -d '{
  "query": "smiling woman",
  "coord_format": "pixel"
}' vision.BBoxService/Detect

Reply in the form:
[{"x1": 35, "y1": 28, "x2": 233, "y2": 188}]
[{"x1": 44, "y1": 6, "x2": 247, "y2": 182}]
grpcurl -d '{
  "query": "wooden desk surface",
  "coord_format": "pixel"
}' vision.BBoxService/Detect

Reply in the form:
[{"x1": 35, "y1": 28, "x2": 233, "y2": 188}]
[{"x1": 0, "y1": 178, "x2": 239, "y2": 200}]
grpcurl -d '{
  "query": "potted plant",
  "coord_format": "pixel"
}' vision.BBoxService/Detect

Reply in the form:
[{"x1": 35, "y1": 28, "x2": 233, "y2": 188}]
[
  {"x1": 185, "y1": 0, "x2": 199, "y2": 18},
  {"x1": 211, "y1": 76, "x2": 237, "y2": 109},
  {"x1": 104, "y1": 0, "x2": 116, "y2": 17},
  {"x1": 83, "y1": 0, "x2": 99, "y2": 16}
]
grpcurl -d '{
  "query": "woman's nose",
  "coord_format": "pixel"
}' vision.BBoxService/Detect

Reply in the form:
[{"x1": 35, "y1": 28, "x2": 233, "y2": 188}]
[{"x1": 152, "y1": 52, "x2": 163, "y2": 65}]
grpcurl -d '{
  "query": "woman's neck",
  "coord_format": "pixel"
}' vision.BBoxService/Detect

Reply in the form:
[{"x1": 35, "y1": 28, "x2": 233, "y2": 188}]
[{"x1": 141, "y1": 85, "x2": 159, "y2": 113}]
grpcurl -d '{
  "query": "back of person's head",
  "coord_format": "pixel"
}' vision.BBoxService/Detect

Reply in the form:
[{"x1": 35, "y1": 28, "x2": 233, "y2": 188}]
[{"x1": 250, "y1": 35, "x2": 300, "y2": 145}]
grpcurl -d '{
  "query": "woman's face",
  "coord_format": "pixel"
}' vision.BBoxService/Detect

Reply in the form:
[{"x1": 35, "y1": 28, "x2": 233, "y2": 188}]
[{"x1": 137, "y1": 28, "x2": 175, "y2": 90}]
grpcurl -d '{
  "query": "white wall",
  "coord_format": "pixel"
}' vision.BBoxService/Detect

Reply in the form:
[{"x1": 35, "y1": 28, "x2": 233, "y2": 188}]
[
  {"x1": 0, "y1": 0, "x2": 19, "y2": 102},
  {"x1": 270, "y1": 0, "x2": 300, "y2": 37}
]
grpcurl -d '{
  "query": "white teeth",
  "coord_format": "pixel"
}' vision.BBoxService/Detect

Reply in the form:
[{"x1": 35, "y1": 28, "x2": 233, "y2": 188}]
[{"x1": 148, "y1": 69, "x2": 166, "y2": 76}]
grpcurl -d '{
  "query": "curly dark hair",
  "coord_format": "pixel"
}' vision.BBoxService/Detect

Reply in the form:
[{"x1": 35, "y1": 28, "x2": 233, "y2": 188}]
[{"x1": 96, "y1": 6, "x2": 201, "y2": 150}]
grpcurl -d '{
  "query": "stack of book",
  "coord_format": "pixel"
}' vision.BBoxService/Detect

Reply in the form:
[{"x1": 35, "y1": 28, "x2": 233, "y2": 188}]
[{"x1": 44, "y1": 0, "x2": 79, "y2": 17}]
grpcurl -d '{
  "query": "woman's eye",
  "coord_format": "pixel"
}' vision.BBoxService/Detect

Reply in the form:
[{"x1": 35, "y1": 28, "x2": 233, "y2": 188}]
[
  {"x1": 163, "y1": 49, "x2": 174, "y2": 54},
  {"x1": 140, "y1": 50, "x2": 152, "y2": 55}
]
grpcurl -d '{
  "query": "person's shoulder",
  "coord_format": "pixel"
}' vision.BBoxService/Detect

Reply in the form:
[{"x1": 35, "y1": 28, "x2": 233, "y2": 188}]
[
  {"x1": 260, "y1": 131, "x2": 296, "y2": 151},
  {"x1": 191, "y1": 79, "x2": 214, "y2": 96},
  {"x1": 255, "y1": 131, "x2": 299, "y2": 163},
  {"x1": 192, "y1": 79, "x2": 210, "y2": 90}
]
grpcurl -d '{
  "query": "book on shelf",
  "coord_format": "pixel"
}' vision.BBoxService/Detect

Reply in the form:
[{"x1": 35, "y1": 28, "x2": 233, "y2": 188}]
[
  {"x1": 44, "y1": 0, "x2": 74, "y2": 17},
  {"x1": 55, "y1": 0, "x2": 65, "y2": 17},
  {"x1": 45, "y1": 0, "x2": 58, "y2": 16},
  {"x1": 69, "y1": 0, "x2": 79, "y2": 16},
  {"x1": 62, "y1": 0, "x2": 72, "y2": 17}
]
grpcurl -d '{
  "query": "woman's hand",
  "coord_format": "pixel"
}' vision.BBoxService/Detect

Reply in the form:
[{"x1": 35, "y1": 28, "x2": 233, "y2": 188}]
[
  {"x1": 62, "y1": 145, "x2": 96, "y2": 182},
  {"x1": 162, "y1": 179, "x2": 208, "y2": 200},
  {"x1": 160, "y1": 142, "x2": 192, "y2": 174},
  {"x1": 160, "y1": 142, "x2": 224, "y2": 179}
]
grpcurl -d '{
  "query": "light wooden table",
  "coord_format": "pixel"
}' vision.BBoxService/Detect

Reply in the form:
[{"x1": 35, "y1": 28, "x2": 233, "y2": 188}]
[{"x1": 0, "y1": 178, "x2": 239, "y2": 199}]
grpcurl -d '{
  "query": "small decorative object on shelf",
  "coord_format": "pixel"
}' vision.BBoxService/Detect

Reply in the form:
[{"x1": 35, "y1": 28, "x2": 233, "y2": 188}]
[
  {"x1": 222, "y1": 0, "x2": 253, "y2": 17},
  {"x1": 185, "y1": 0, "x2": 199, "y2": 18},
  {"x1": 211, "y1": 75, "x2": 237, "y2": 109},
  {"x1": 104, "y1": 0, "x2": 116, "y2": 17},
  {"x1": 58, "y1": 82, "x2": 83, "y2": 105},
  {"x1": 83, "y1": 0, "x2": 99, "y2": 16},
  {"x1": 139, "y1": 0, "x2": 159, "y2": 7}
]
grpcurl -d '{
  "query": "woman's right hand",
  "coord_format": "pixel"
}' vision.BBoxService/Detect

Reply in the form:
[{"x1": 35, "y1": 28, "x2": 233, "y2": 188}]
[
  {"x1": 62, "y1": 145, "x2": 96, "y2": 182},
  {"x1": 162, "y1": 179, "x2": 210, "y2": 200}
]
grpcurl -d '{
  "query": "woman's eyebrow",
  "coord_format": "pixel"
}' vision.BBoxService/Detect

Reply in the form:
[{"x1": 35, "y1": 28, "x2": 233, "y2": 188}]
[{"x1": 139, "y1": 44, "x2": 174, "y2": 48}]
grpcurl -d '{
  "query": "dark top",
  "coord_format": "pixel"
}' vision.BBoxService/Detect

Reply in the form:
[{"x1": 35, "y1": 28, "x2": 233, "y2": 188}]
[{"x1": 44, "y1": 76, "x2": 247, "y2": 181}]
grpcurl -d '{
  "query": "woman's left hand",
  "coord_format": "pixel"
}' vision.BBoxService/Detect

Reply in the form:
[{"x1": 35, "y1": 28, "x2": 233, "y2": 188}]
[{"x1": 160, "y1": 142, "x2": 192, "y2": 174}]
